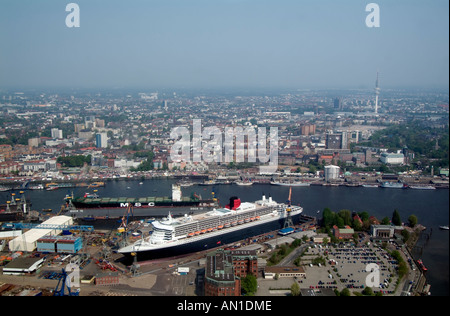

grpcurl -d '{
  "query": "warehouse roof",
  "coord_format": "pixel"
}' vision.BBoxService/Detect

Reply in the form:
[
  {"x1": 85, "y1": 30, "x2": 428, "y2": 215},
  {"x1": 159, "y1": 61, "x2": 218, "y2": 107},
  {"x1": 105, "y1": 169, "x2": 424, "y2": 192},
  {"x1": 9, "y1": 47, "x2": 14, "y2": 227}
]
[
  {"x1": 20, "y1": 215, "x2": 73, "y2": 242},
  {"x1": 9, "y1": 216, "x2": 73, "y2": 252}
]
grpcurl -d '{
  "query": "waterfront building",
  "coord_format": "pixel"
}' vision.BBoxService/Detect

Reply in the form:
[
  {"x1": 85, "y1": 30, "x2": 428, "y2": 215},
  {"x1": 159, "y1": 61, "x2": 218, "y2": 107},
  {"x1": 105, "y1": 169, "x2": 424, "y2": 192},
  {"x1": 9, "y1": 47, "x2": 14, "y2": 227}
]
[
  {"x1": 324, "y1": 165, "x2": 340, "y2": 182},
  {"x1": 370, "y1": 225, "x2": 403, "y2": 239},
  {"x1": 332, "y1": 225, "x2": 354, "y2": 240}
]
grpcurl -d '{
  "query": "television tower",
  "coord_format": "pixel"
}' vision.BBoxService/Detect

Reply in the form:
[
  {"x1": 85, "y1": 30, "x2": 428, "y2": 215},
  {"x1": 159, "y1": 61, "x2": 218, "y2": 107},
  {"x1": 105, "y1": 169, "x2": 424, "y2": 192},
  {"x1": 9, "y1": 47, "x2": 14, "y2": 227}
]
[{"x1": 374, "y1": 71, "x2": 380, "y2": 114}]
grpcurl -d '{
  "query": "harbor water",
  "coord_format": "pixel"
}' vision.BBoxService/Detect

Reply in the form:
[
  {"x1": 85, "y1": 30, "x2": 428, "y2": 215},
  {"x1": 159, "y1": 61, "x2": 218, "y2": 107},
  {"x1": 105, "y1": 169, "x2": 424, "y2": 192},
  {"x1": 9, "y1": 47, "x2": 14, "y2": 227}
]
[{"x1": 1, "y1": 179, "x2": 448, "y2": 295}]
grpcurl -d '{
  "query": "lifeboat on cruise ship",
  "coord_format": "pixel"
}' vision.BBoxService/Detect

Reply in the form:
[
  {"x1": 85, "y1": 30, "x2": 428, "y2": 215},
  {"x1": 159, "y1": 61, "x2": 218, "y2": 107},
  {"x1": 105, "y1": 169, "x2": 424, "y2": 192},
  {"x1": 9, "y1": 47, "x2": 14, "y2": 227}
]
[
  {"x1": 250, "y1": 217, "x2": 255, "y2": 221},
  {"x1": 255, "y1": 216, "x2": 260, "y2": 220},
  {"x1": 207, "y1": 228, "x2": 213, "y2": 232},
  {"x1": 238, "y1": 220, "x2": 244, "y2": 225},
  {"x1": 200, "y1": 229, "x2": 207, "y2": 234},
  {"x1": 218, "y1": 225, "x2": 224, "y2": 229},
  {"x1": 187, "y1": 232, "x2": 195, "y2": 237},
  {"x1": 194, "y1": 231, "x2": 200, "y2": 235}
]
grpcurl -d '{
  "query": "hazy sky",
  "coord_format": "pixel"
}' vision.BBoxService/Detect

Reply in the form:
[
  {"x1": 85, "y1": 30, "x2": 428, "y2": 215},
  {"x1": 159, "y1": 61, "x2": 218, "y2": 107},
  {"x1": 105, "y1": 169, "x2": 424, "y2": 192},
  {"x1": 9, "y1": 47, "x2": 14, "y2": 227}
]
[{"x1": 0, "y1": 0, "x2": 448, "y2": 90}]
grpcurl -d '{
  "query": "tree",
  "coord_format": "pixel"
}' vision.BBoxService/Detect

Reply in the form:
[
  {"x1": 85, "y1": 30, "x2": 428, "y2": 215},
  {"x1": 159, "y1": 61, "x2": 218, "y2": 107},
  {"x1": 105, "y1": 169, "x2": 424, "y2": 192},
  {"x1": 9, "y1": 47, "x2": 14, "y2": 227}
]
[
  {"x1": 241, "y1": 273, "x2": 257, "y2": 296},
  {"x1": 381, "y1": 217, "x2": 390, "y2": 225},
  {"x1": 408, "y1": 215, "x2": 418, "y2": 228},
  {"x1": 352, "y1": 218, "x2": 362, "y2": 231},
  {"x1": 362, "y1": 287, "x2": 374, "y2": 296},
  {"x1": 338, "y1": 209, "x2": 352, "y2": 226},
  {"x1": 401, "y1": 229, "x2": 410, "y2": 242},
  {"x1": 336, "y1": 216, "x2": 345, "y2": 228},
  {"x1": 290, "y1": 282, "x2": 300, "y2": 296},
  {"x1": 340, "y1": 288, "x2": 351, "y2": 296},
  {"x1": 322, "y1": 208, "x2": 334, "y2": 228},
  {"x1": 392, "y1": 209, "x2": 402, "y2": 226},
  {"x1": 359, "y1": 211, "x2": 369, "y2": 221}
]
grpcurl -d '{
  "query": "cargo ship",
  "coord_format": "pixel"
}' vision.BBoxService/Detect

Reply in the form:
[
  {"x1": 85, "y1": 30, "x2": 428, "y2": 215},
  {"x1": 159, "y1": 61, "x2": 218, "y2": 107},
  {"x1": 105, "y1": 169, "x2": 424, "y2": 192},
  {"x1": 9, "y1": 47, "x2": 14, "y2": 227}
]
[
  {"x1": 62, "y1": 185, "x2": 218, "y2": 220},
  {"x1": 118, "y1": 194, "x2": 303, "y2": 261}
]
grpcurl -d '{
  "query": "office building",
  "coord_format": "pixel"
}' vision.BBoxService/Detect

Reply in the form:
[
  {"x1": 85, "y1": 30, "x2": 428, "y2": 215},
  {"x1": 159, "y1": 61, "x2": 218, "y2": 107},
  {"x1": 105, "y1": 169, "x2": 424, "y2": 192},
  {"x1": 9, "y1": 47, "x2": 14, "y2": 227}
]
[
  {"x1": 51, "y1": 128, "x2": 63, "y2": 139},
  {"x1": 96, "y1": 133, "x2": 108, "y2": 149}
]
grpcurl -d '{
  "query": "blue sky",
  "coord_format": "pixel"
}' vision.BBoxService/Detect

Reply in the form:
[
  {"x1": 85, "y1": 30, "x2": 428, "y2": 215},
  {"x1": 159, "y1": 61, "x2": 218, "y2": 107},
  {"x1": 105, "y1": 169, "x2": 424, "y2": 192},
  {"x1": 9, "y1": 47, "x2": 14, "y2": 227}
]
[{"x1": 0, "y1": 0, "x2": 448, "y2": 90}]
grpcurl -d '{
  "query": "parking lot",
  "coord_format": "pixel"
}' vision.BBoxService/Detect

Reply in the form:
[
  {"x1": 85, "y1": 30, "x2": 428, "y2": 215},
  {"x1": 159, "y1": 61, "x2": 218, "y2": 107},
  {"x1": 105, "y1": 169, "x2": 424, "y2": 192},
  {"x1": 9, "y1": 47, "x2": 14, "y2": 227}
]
[
  {"x1": 256, "y1": 241, "x2": 403, "y2": 296},
  {"x1": 296, "y1": 242, "x2": 399, "y2": 294}
]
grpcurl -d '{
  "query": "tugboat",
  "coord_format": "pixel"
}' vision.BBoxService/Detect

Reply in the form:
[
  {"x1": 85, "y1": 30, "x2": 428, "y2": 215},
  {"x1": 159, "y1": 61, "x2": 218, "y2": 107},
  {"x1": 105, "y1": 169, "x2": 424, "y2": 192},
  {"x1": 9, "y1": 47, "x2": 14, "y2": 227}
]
[{"x1": 417, "y1": 259, "x2": 428, "y2": 272}]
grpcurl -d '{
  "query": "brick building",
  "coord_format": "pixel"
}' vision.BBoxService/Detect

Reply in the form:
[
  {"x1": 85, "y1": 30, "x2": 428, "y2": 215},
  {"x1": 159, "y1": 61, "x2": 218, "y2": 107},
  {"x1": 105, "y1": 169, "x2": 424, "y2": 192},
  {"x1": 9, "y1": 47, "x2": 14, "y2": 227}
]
[
  {"x1": 332, "y1": 225, "x2": 355, "y2": 240},
  {"x1": 204, "y1": 249, "x2": 258, "y2": 296},
  {"x1": 95, "y1": 272, "x2": 120, "y2": 286}
]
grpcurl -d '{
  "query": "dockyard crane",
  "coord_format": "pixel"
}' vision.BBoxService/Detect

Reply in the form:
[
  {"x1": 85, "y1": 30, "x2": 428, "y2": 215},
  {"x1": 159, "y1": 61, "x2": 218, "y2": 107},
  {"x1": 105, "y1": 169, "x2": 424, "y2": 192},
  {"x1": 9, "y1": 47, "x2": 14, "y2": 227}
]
[
  {"x1": 53, "y1": 268, "x2": 79, "y2": 296},
  {"x1": 117, "y1": 204, "x2": 134, "y2": 247},
  {"x1": 283, "y1": 187, "x2": 294, "y2": 229}
]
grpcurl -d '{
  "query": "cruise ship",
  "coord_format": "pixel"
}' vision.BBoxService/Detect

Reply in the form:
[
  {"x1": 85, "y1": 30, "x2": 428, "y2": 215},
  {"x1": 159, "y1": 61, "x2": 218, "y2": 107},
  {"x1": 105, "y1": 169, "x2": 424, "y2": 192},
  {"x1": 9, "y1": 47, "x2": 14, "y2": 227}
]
[{"x1": 118, "y1": 194, "x2": 303, "y2": 260}]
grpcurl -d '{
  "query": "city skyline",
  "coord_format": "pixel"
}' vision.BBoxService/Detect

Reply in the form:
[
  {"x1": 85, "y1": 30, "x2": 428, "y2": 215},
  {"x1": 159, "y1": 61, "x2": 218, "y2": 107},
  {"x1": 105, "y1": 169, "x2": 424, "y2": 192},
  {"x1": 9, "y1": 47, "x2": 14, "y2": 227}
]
[{"x1": 0, "y1": 0, "x2": 449, "y2": 90}]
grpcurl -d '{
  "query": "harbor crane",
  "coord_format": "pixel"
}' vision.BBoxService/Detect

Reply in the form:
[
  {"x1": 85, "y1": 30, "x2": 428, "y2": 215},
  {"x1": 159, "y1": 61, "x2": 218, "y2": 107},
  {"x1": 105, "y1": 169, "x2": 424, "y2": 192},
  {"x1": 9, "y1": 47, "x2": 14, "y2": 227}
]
[
  {"x1": 53, "y1": 268, "x2": 79, "y2": 296},
  {"x1": 117, "y1": 204, "x2": 134, "y2": 248},
  {"x1": 283, "y1": 187, "x2": 294, "y2": 229}
]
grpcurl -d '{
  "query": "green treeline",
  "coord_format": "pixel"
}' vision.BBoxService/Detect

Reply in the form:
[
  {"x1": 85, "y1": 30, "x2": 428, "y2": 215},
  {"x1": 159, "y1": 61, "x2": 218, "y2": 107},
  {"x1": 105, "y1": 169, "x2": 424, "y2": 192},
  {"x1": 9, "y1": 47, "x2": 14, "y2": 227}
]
[
  {"x1": 130, "y1": 151, "x2": 155, "y2": 172},
  {"x1": 321, "y1": 208, "x2": 418, "y2": 236},
  {"x1": 57, "y1": 155, "x2": 91, "y2": 167},
  {"x1": 358, "y1": 122, "x2": 449, "y2": 167}
]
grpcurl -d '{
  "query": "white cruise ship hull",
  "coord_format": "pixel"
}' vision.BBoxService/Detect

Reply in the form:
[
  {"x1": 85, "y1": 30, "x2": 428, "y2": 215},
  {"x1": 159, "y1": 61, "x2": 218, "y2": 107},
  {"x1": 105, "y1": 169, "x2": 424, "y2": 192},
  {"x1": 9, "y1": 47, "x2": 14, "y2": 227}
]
[{"x1": 119, "y1": 205, "x2": 302, "y2": 261}]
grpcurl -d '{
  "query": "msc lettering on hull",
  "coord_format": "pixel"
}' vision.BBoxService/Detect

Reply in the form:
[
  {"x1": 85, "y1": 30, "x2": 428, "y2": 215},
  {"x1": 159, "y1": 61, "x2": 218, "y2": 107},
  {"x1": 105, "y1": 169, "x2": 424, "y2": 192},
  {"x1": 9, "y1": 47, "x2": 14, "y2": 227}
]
[{"x1": 120, "y1": 202, "x2": 155, "y2": 208}]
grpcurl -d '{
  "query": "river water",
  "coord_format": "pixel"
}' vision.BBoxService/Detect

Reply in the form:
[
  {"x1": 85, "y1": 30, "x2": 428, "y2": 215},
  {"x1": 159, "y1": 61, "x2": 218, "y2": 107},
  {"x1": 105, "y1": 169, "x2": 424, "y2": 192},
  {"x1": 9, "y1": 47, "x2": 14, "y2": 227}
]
[{"x1": 1, "y1": 179, "x2": 448, "y2": 295}]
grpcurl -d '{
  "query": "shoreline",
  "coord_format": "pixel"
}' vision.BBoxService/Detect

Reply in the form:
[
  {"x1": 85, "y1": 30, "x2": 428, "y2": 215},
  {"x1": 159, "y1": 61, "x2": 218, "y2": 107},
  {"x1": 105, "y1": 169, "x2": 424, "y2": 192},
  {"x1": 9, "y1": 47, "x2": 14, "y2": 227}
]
[{"x1": 0, "y1": 174, "x2": 448, "y2": 190}]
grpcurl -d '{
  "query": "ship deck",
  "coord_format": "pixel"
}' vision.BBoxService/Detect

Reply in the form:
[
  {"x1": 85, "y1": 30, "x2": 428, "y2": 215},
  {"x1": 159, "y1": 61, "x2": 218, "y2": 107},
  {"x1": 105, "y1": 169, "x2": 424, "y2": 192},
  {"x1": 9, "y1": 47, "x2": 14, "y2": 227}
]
[{"x1": 74, "y1": 196, "x2": 201, "y2": 204}]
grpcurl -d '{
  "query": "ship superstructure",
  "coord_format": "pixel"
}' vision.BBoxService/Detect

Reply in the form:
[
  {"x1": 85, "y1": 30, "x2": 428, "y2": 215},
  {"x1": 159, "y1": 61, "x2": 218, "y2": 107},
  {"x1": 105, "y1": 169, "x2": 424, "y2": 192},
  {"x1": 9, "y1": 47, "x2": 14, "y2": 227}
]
[{"x1": 118, "y1": 194, "x2": 303, "y2": 259}]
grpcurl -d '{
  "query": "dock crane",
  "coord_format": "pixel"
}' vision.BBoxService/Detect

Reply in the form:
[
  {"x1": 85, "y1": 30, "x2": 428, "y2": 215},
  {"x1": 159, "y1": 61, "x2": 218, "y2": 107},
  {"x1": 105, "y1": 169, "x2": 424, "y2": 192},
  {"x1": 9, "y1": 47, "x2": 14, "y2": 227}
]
[
  {"x1": 117, "y1": 204, "x2": 134, "y2": 248},
  {"x1": 53, "y1": 268, "x2": 79, "y2": 296},
  {"x1": 283, "y1": 186, "x2": 294, "y2": 229}
]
